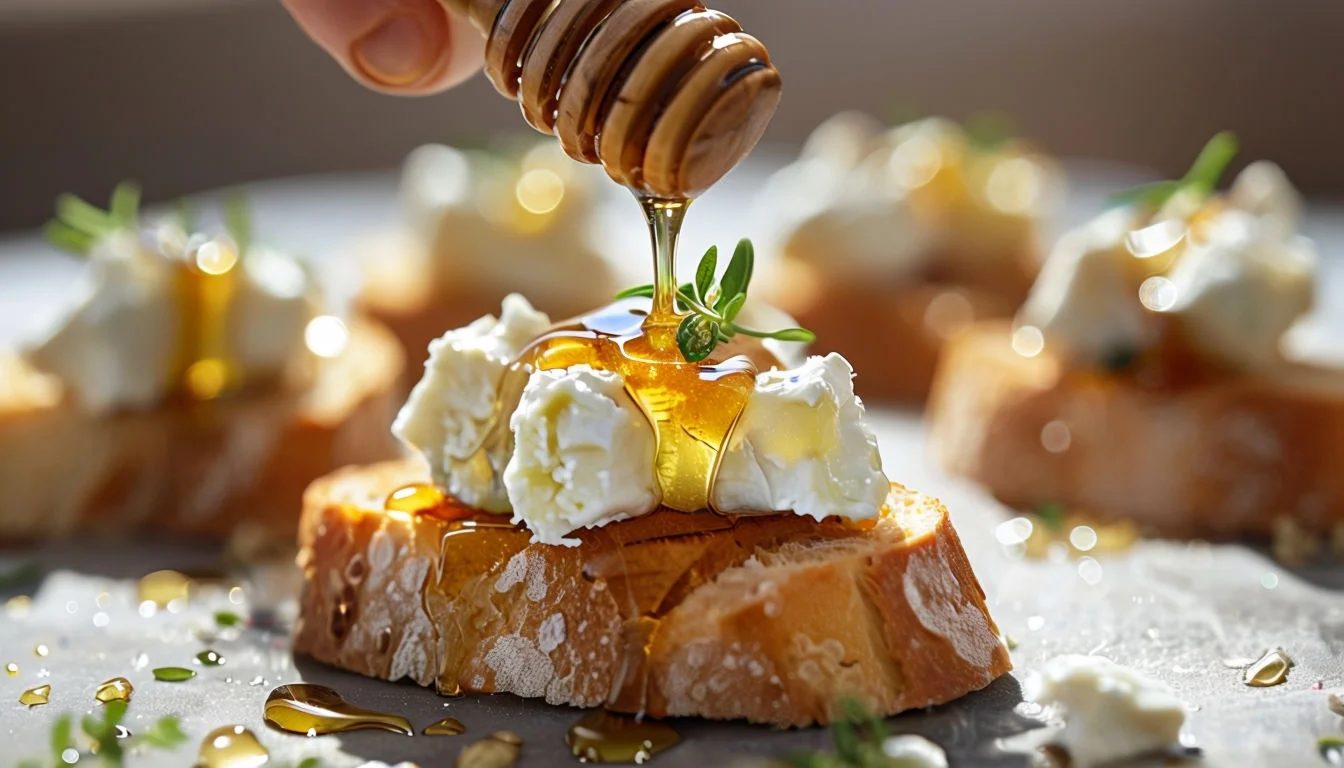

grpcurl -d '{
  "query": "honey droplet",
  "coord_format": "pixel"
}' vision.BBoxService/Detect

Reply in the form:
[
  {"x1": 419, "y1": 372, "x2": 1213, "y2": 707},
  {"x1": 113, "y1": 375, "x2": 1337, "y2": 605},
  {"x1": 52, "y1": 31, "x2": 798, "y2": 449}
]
[
  {"x1": 19, "y1": 684, "x2": 51, "y2": 707},
  {"x1": 5, "y1": 662, "x2": 18, "y2": 676},
  {"x1": 197, "y1": 725, "x2": 269, "y2": 768},
  {"x1": 138, "y1": 569, "x2": 192, "y2": 608},
  {"x1": 424, "y1": 717, "x2": 467, "y2": 736},
  {"x1": 386, "y1": 483, "x2": 446, "y2": 514},
  {"x1": 154, "y1": 666, "x2": 197, "y2": 682},
  {"x1": 196, "y1": 650, "x2": 227, "y2": 667},
  {"x1": 457, "y1": 731, "x2": 523, "y2": 767},
  {"x1": 263, "y1": 683, "x2": 412, "y2": 736},
  {"x1": 567, "y1": 710, "x2": 680, "y2": 764},
  {"x1": 95, "y1": 677, "x2": 134, "y2": 703},
  {"x1": 1242, "y1": 648, "x2": 1294, "y2": 687}
]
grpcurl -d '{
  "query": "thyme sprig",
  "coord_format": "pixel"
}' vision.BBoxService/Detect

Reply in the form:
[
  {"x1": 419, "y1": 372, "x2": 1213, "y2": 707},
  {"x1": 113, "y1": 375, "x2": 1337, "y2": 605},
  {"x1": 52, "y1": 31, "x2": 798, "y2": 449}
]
[
  {"x1": 18, "y1": 700, "x2": 187, "y2": 768},
  {"x1": 1109, "y1": 131, "x2": 1239, "y2": 210},
  {"x1": 616, "y1": 238, "x2": 815, "y2": 363},
  {"x1": 43, "y1": 181, "x2": 141, "y2": 256},
  {"x1": 784, "y1": 698, "x2": 914, "y2": 768}
]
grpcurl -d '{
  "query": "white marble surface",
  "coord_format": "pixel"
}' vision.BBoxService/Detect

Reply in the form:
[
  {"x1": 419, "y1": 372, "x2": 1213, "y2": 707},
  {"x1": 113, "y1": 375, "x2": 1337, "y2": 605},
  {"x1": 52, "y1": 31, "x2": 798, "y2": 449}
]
[{"x1": 2, "y1": 158, "x2": 1343, "y2": 767}]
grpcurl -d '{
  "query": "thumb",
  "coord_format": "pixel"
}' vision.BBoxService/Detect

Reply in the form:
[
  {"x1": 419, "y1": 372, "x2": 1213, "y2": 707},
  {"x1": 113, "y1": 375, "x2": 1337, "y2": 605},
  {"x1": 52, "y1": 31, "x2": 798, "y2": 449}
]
[{"x1": 282, "y1": 0, "x2": 485, "y2": 95}]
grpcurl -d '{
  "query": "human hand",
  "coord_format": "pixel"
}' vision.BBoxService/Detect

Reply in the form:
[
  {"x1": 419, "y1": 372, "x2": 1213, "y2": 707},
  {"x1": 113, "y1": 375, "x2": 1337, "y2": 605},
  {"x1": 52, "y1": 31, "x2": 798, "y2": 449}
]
[{"x1": 281, "y1": 0, "x2": 485, "y2": 95}]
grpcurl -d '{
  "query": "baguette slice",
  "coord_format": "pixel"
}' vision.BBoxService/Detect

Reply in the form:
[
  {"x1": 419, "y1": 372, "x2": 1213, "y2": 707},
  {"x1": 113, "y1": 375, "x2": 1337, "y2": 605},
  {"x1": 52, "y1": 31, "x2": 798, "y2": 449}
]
[
  {"x1": 769, "y1": 259, "x2": 1032, "y2": 403},
  {"x1": 928, "y1": 321, "x2": 1344, "y2": 538},
  {"x1": 293, "y1": 459, "x2": 1011, "y2": 727},
  {"x1": 0, "y1": 318, "x2": 403, "y2": 541}
]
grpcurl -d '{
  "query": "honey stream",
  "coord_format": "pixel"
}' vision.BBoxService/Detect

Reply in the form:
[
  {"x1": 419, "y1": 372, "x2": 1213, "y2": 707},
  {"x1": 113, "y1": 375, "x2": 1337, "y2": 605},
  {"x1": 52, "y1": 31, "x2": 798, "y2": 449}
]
[{"x1": 263, "y1": 683, "x2": 413, "y2": 736}]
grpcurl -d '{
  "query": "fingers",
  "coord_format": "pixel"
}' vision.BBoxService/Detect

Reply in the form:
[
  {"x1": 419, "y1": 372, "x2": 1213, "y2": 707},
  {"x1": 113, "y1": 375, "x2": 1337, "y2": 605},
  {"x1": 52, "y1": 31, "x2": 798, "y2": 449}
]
[{"x1": 281, "y1": 0, "x2": 485, "y2": 95}]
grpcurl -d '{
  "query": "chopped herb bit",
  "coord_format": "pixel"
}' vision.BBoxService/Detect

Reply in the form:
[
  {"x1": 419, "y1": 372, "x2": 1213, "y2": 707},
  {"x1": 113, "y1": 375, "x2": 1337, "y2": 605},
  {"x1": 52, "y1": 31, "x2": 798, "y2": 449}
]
[
  {"x1": 44, "y1": 181, "x2": 142, "y2": 256},
  {"x1": 138, "y1": 716, "x2": 189, "y2": 749},
  {"x1": 214, "y1": 610, "x2": 244, "y2": 627},
  {"x1": 1320, "y1": 737, "x2": 1344, "y2": 765},
  {"x1": 1034, "y1": 503, "x2": 1066, "y2": 531},
  {"x1": 784, "y1": 698, "x2": 903, "y2": 768},
  {"x1": 1109, "y1": 132, "x2": 1239, "y2": 209},
  {"x1": 195, "y1": 649, "x2": 226, "y2": 667},
  {"x1": 616, "y1": 238, "x2": 815, "y2": 363},
  {"x1": 152, "y1": 666, "x2": 197, "y2": 682}
]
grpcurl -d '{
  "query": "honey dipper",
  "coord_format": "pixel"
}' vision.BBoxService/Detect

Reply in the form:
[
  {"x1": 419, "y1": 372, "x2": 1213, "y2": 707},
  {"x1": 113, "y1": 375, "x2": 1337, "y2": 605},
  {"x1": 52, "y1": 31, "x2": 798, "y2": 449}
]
[{"x1": 440, "y1": 0, "x2": 782, "y2": 199}]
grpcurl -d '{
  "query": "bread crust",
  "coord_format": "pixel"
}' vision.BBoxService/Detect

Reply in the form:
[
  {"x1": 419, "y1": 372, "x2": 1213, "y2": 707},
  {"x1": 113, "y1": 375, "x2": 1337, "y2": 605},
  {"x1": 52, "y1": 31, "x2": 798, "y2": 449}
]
[
  {"x1": 928, "y1": 321, "x2": 1344, "y2": 537},
  {"x1": 768, "y1": 259, "x2": 1033, "y2": 404},
  {"x1": 0, "y1": 318, "x2": 403, "y2": 541},
  {"x1": 293, "y1": 459, "x2": 1011, "y2": 726}
]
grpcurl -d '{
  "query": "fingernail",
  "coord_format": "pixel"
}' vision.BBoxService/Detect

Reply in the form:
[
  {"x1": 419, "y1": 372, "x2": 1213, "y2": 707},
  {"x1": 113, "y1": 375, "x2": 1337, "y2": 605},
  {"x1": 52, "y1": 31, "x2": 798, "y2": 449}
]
[{"x1": 352, "y1": 12, "x2": 439, "y2": 87}]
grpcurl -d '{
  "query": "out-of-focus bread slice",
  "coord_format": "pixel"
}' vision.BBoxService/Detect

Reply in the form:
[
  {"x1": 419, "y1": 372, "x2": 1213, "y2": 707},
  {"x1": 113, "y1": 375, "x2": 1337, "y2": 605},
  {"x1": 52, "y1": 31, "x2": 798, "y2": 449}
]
[
  {"x1": 0, "y1": 318, "x2": 403, "y2": 541},
  {"x1": 293, "y1": 459, "x2": 1011, "y2": 727},
  {"x1": 771, "y1": 259, "x2": 1030, "y2": 403},
  {"x1": 928, "y1": 321, "x2": 1344, "y2": 538}
]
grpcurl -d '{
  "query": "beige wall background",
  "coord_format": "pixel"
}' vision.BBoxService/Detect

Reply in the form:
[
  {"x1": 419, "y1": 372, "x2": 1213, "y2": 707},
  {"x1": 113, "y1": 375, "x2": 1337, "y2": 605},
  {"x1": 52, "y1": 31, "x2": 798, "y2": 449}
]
[{"x1": 0, "y1": 0, "x2": 1341, "y2": 231}]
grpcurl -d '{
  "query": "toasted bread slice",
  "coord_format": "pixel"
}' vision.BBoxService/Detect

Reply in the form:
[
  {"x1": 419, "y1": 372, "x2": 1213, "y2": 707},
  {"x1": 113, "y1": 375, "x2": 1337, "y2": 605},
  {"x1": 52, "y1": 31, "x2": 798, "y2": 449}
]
[
  {"x1": 293, "y1": 459, "x2": 1011, "y2": 727},
  {"x1": 770, "y1": 259, "x2": 1030, "y2": 403},
  {"x1": 928, "y1": 321, "x2": 1344, "y2": 538},
  {"x1": 0, "y1": 318, "x2": 403, "y2": 541}
]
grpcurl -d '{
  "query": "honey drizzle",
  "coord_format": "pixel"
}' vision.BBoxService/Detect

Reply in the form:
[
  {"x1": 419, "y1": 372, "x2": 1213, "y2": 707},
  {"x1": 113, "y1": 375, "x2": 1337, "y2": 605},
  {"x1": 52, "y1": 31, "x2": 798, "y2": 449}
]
[
  {"x1": 263, "y1": 683, "x2": 413, "y2": 736},
  {"x1": 566, "y1": 709, "x2": 680, "y2": 763},
  {"x1": 19, "y1": 684, "x2": 50, "y2": 707},
  {"x1": 171, "y1": 246, "x2": 241, "y2": 401},
  {"x1": 95, "y1": 677, "x2": 133, "y2": 703},
  {"x1": 196, "y1": 725, "x2": 269, "y2": 768}
]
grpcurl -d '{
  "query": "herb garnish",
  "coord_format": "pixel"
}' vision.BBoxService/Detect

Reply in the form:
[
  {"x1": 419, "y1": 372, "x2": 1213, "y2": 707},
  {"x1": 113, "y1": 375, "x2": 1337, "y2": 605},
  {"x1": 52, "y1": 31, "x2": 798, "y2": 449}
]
[
  {"x1": 784, "y1": 698, "x2": 941, "y2": 768},
  {"x1": 1109, "y1": 131, "x2": 1239, "y2": 210},
  {"x1": 224, "y1": 191, "x2": 253, "y2": 254},
  {"x1": 213, "y1": 610, "x2": 244, "y2": 628},
  {"x1": 616, "y1": 238, "x2": 815, "y2": 363},
  {"x1": 44, "y1": 181, "x2": 141, "y2": 256},
  {"x1": 18, "y1": 700, "x2": 187, "y2": 767}
]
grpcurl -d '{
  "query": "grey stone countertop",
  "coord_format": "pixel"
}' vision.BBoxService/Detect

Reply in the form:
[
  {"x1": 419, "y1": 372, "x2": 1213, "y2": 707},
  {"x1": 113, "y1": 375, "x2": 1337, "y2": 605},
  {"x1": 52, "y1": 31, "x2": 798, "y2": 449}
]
[{"x1": 1, "y1": 155, "x2": 1343, "y2": 767}]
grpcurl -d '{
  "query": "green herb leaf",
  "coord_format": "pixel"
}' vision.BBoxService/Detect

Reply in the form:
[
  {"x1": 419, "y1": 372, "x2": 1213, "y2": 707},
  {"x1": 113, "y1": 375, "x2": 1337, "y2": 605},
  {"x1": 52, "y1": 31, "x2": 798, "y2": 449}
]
[
  {"x1": 677, "y1": 315, "x2": 718, "y2": 363},
  {"x1": 721, "y1": 293, "x2": 747, "y2": 324},
  {"x1": 694, "y1": 245, "x2": 718, "y2": 304},
  {"x1": 717, "y1": 239, "x2": 754, "y2": 314},
  {"x1": 1183, "y1": 130, "x2": 1239, "y2": 196},
  {"x1": 214, "y1": 610, "x2": 244, "y2": 627},
  {"x1": 965, "y1": 112, "x2": 1015, "y2": 152},
  {"x1": 224, "y1": 192, "x2": 253, "y2": 254},
  {"x1": 56, "y1": 194, "x2": 114, "y2": 235},
  {"x1": 44, "y1": 220, "x2": 95, "y2": 255},
  {"x1": 1108, "y1": 131, "x2": 1238, "y2": 209},
  {"x1": 1035, "y1": 502, "x2": 1066, "y2": 531},
  {"x1": 153, "y1": 666, "x2": 197, "y2": 682},
  {"x1": 108, "y1": 182, "x2": 141, "y2": 228},
  {"x1": 0, "y1": 560, "x2": 41, "y2": 589},
  {"x1": 614, "y1": 284, "x2": 655, "y2": 300},
  {"x1": 51, "y1": 714, "x2": 73, "y2": 759},
  {"x1": 296, "y1": 758, "x2": 322, "y2": 768},
  {"x1": 195, "y1": 649, "x2": 226, "y2": 667},
  {"x1": 139, "y1": 716, "x2": 189, "y2": 749}
]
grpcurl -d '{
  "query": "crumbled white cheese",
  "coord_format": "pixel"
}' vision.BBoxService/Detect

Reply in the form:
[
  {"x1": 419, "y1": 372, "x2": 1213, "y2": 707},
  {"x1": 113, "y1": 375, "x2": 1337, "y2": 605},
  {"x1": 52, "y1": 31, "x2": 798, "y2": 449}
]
[
  {"x1": 393, "y1": 294, "x2": 551, "y2": 512},
  {"x1": 1016, "y1": 207, "x2": 1152, "y2": 367},
  {"x1": 399, "y1": 142, "x2": 615, "y2": 302},
  {"x1": 1229, "y1": 160, "x2": 1302, "y2": 239},
  {"x1": 1166, "y1": 209, "x2": 1316, "y2": 369},
  {"x1": 880, "y1": 734, "x2": 949, "y2": 768},
  {"x1": 23, "y1": 226, "x2": 320, "y2": 414},
  {"x1": 503, "y1": 365, "x2": 659, "y2": 546},
  {"x1": 714, "y1": 353, "x2": 889, "y2": 521},
  {"x1": 1025, "y1": 655, "x2": 1185, "y2": 768},
  {"x1": 760, "y1": 112, "x2": 937, "y2": 282}
]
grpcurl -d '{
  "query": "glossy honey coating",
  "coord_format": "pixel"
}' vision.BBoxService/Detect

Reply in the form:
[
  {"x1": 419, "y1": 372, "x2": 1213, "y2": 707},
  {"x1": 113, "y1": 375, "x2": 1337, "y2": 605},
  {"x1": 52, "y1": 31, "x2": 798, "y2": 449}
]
[{"x1": 443, "y1": 0, "x2": 781, "y2": 199}]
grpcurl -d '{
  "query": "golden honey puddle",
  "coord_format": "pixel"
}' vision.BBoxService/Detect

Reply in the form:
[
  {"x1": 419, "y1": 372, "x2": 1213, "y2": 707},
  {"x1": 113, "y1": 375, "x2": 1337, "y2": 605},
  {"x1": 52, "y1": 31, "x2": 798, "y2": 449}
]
[
  {"x1": 263, "y1": 683, "x2": 412, "y2": 736},
  {"x1": 1241, "y1": 648, "x2": 1294, "y2": 687},
  {"x1": 458, "y1": 731, "x2": 523, "y2": 768},
  {"x1": 197, "y1": 725, "x2": 269, "y2": 768},
  {"x1": 423, "y1": 717, "x2": 467, "y2": 736},
  {"x1": 567, "y1": 710, "x2": 680, "y2": 764},
  {"x1": 996, "y1": 507, "x2": 1138, "y2": 561},
  {"x1": 19, "y1": 684, "x2": 50, "y2": 707},
  {"x1": 95, "y1": 677, "x2": 134, "y2": 703},
  {"x1": 138, "y1": 569, "x2": 192, "y2": 607}
]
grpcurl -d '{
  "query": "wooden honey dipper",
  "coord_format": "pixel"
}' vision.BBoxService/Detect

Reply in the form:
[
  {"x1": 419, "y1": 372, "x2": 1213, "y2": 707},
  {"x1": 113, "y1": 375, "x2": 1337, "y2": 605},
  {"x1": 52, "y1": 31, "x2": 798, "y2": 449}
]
[{"x1": 442, "y1": 0, "x2": 782, "y2": 199}]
